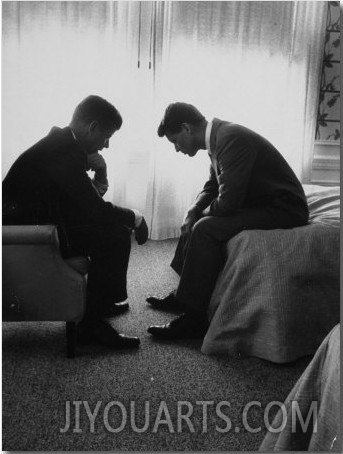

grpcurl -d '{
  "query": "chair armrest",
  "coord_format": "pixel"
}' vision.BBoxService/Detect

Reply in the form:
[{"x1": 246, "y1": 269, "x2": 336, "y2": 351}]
[
  {"x1": 3, "y1": 225, "x2": 86, "y2": 322},
  {"x1": 2, "y1": 225, "x2": 59, "y2": 245}
]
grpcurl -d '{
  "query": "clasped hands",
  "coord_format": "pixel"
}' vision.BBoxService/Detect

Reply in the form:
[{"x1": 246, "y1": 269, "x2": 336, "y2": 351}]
[
  {"x1": 136, "y1": 205, "x2": 202, "y2": 246},
  {"x1": 181, "y1": 207, "x2": 202, "y2": 236},
  {"x1": 137, "y1": 205, "x2": 202, "y2": 246}
]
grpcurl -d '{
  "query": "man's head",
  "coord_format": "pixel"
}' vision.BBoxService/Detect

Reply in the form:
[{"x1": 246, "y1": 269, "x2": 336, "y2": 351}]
[
  {"x1": 157, "y1": 103, "x2": 207, "y2": 157},
  {"x1": 70, "y1": 95, "x2": 122, "y2": 155}
]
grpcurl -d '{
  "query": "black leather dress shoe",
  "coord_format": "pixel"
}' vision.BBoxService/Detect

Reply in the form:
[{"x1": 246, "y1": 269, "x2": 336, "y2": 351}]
[
  {"x1": 103, "y1": 301, "x2": 129, "y2": 317},
  {"x1": 146, "y1": 291, "x2": 184, "y2": 311},
  {"x1": 147, "y1": 313, "x2": 208, "y2": 340},
  {"x1": 78, "y1": 320, "x2": 140, "y2": 349}
]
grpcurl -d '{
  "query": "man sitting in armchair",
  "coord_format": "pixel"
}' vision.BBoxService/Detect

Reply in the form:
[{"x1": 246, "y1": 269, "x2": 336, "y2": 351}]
[{"x1": 3, "y1": 95, "x2": 148, "y2": 350}]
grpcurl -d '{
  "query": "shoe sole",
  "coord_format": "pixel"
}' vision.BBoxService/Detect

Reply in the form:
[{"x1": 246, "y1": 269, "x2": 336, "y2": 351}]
[
  {"x1": 146, "y1": 300, "x2": 184, "y2": 312},
  {"x1": 147, "y1": 329, "x2": 205, "y2": 340}
]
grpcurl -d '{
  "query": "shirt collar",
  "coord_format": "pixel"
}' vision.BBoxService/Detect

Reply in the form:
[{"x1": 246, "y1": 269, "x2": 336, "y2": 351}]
[
  {"x1": 69, "y1": 127, "x2": 77, "y2": 142},
  {"x1": 67, "y1": 127, "x2": 88, "y2": 166},
  {"x1": 205, "y1": 120, "x2": 213, "y2": 153}
]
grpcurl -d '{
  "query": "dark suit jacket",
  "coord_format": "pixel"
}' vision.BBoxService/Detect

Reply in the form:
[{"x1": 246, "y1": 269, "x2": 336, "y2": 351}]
[
  {"x1": 2, "y1": 126, "x2": 135, "y2": 229},
  {"x1": 194, "y1": 118, "x2": 308, "y2": 219}
]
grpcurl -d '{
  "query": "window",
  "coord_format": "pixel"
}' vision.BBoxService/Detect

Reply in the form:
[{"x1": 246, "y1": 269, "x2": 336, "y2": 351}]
[
  {"x1": 312, "y1": 1, "x2": 340, "y2": 186},
  {"x1": 315, "y1": 1, "x2": 340, "y2": 142}
]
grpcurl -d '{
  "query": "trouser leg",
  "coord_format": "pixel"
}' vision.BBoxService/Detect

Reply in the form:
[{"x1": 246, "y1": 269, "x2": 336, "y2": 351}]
[
  {"x1": 175, "y1": 206, "x2": 302, "y2": 315},
  {"x1": 171, "y1": 233, "x2": 191, "y2": 276},
  {"x1": 64, "y1": 223, "x2": 131, "y2": 320}
]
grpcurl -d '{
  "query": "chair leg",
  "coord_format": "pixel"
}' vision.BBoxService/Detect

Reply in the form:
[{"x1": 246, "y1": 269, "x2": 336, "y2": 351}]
[{"x1": 66, "y1": 321, "x2": 77, "y2": 358}]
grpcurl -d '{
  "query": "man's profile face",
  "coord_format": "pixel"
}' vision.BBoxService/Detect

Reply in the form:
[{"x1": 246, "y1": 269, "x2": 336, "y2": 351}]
[
  {"x1": 166, "y1": 126, "x2": 198, "y2": 157},
  {"x1": 86, "y1": 123, "x2": 116, "y2": 155}
]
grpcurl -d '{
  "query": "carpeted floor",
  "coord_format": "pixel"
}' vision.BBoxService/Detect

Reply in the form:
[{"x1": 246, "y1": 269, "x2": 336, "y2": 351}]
[{"x1": 2, "y1": 239, "x2": 311, "y2": 451}]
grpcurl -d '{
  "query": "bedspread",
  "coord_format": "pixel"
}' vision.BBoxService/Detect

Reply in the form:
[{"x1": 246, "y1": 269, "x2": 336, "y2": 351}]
[
  {"x1": 201, "y1": 185, "x2": 340, "y2": 363},
  {"x1": 259, "y1": 324, "x2": 340, "y2": 451}
]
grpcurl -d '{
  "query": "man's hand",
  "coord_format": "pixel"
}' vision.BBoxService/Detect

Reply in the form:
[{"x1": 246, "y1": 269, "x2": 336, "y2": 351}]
[
  {"x1": 88, "y1": 152, "x2": 107, "y2": 178},
  {"x1": 181, "y1": 208, "x2": 201, "y2": 236},
  {"x1": 201, "y1": 206, "x2": 211, "y2": 217},
  {"x1": 88, "y1": 153, "x2": 109, "y2": 196},
  {"x1": 135, "y1": 217, "x2": 149, "y2": 245}
]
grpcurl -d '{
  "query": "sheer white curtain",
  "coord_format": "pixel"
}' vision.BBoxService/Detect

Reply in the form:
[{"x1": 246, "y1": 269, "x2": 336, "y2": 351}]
[
  {"x1": 2, "y1": 2, "x2": 129, "y2": 175},
  {"x1": 2, "y1": 1, "x2": 153, "y2": 210},
  {"x1": 147, "y1": 1, "x2": 327, "y2": 238},
  {"x1": 2, "y1": 2, "x2": 326, "y2": 240}
]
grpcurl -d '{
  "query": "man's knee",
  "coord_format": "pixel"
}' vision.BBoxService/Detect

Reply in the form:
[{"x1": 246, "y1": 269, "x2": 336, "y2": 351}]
[
  {"x1": 192, "y1": 216, "x2": 215, "y2": 237},
  {"x1": 191, "y1": 216, "x2": 238, "y2": 244}
]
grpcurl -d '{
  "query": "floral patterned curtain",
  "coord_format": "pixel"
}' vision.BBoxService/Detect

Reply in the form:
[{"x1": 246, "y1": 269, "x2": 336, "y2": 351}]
[{"x1": 315, "y1": 1, "x2": 340, "y2": 142}]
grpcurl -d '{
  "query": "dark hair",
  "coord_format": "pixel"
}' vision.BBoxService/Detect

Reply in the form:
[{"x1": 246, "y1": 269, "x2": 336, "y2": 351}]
[
  {"x1": 72, "y1": 95, "x2": 122, "y2": 131},
  {"x1": 157, "y1": 102, "x2": 206, "y2": 137}
]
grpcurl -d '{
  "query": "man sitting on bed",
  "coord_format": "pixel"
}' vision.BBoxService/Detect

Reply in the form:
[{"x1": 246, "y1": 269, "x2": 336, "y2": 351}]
[{"x1": 147, "y1": 102, "x2": 309, "y2": 340}]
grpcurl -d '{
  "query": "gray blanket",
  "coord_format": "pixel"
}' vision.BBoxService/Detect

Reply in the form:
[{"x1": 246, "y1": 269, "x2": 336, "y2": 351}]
[{"x1": 201, "y1": 185, "x2": 340, "y2": 363}]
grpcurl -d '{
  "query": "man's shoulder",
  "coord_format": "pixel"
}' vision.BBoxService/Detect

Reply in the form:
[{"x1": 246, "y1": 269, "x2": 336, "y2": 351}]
[
  {"x1": 19, "y1": 126, "x2": 86, "y2": 176},
  {"x1": 36, "y1": 127, "x2": 85, "y2": 162},
  {"x1": 214, "y1": 119, "x2": 253, "y2": 138},
  {"x1": 25, "y1": 126, "x2": 72, "y2": 154},
  {"x1": 211, "y1": 119, "x2": 251, "y2": 151},
  {"x1": 41, "y1": 126, "x2": 74, "y2": 149},
  {"x1": 212, "y1": 119, "x2": 275, "y2": 154}
]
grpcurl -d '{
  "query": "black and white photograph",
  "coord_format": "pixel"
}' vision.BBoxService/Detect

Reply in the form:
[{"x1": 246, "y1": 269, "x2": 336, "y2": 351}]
[{"x1": 2, "y1": 1, "x2": 340, "y2": 451}]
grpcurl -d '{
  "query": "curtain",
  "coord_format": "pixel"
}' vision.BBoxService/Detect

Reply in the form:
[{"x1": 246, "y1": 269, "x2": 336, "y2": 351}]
[
  {"x1": 148, "y1": 1, "x2": 327, "y2": 238},
  {"x1": 2, "y1": 2, "x2": 327, "y2": 239},
  {"x1": 2, "y1": 1, "x2": 153, "y2": 206}
]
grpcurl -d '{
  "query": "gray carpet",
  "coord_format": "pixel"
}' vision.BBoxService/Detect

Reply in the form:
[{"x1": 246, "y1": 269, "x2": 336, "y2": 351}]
[{"x1": 2, "y1": 239, "x2": 311, "y2": 451}]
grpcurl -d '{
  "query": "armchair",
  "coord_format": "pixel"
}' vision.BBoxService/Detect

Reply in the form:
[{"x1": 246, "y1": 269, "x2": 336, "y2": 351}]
[{"x1": 2, "y1": 225, "x2": 88, "y2": 357}]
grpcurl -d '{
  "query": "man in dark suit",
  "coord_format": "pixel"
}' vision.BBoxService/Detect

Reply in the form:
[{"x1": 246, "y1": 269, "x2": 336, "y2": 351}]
[
  {"x1": 147, "y1": 102, "x2": 309, "y2": 340},
  {"x1": 3, "y1": 95, "x2": 148, "y2": 349}
]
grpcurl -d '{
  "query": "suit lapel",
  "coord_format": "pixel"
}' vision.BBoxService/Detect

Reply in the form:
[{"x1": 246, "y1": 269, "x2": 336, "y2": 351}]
[
  {"x1": 209, "y1": 118, "x2": 222, "y2": 155},
  {"x1": 209, "y1": 118, "x2": 223, "y2": 178}
]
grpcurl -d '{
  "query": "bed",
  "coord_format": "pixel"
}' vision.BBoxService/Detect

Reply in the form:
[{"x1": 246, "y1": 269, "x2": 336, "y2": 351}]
[
  {"x1": 201, "y1": 185, "x2": 340, "y2": 363},
  {"x1": 259, "y1": 323, "x2": 340, "y2": 451}
]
